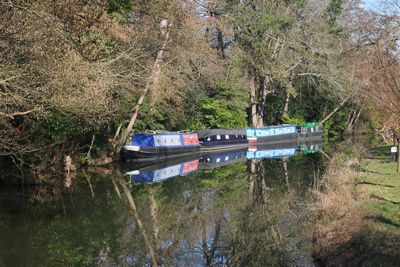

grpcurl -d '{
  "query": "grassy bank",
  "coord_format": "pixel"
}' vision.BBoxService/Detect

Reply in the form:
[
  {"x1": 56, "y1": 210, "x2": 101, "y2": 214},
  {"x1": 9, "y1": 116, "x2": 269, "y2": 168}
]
[{"x1": 311, "y1": 146, "x2": 400, "y2": 266}]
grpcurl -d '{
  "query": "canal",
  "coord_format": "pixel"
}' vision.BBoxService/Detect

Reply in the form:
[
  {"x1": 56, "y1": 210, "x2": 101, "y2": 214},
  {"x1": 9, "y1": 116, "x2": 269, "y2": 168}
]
[{"x1": 0, "y1": 143, "x2": 325, "y2": 266}]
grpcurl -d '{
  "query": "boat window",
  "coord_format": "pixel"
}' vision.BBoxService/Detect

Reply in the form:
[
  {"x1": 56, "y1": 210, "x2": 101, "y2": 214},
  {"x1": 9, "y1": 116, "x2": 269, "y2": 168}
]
[
  {"x1": 225, "y1": 156, "x2": 229, "y2": 161},
  {"x1": 217, "y1": 135, "x2": 221, "y2": 140},
  {"x1": 207, "y1": 137, "x2": 211, "y2": 141},
  {"x1": 216, "y1": 158, "x2": 221, "y2": 163},
  {"x1": 225, "y1": 135, "x2": 229, "y2": 139}
]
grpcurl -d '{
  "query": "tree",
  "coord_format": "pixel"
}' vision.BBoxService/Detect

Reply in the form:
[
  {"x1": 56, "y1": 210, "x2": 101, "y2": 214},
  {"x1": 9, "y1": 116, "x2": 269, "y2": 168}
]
[
  {"x1": 342, "y1": 0, "x2": 400, "y2": 136},
  {"x1": 227, "y1": 0, "x2": 350, "y2": 127}
]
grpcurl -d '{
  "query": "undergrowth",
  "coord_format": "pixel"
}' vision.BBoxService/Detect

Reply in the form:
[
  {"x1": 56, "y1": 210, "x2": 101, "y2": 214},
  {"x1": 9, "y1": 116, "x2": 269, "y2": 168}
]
[{"x1": 310, "y1": 147, "x2": 400, "y2": 266}]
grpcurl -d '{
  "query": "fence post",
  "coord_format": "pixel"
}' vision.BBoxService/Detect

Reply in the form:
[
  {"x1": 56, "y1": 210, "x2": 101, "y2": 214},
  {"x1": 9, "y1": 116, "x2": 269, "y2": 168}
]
[{"x1": 397, "y1": 140, "x2": 400, "y2": 173}]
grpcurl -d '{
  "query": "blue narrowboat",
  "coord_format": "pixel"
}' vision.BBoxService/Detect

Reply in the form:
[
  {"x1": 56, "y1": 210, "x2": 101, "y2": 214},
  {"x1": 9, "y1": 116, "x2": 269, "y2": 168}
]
[
  {"x1": 122, "y1": 132, "x2": 200, "y2": 160},
  {"x1": 246, "y1": 124, "x2": 298, "y2": 143}
]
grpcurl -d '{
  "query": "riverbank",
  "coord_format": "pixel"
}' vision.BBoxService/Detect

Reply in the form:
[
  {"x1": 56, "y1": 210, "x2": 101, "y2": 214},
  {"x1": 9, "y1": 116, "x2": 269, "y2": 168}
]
[{"x1": 311, "y1": 145, "x2": 400, "y2": 266}]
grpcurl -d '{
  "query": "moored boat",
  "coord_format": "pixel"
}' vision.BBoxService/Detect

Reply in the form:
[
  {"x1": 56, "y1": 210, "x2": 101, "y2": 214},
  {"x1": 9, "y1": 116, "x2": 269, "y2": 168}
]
[
  {"x1": 298, "y1": 122, "x2": 324, "y2": 139},
  {"x1": 196, "y1": 129, "x2": 249, "y2": 152},
  {"x1": 122, "y1": 131, "x2": 200, "y2": 161},
  {"x1": 246, "y1": 124, "x2": 298, "y2": 143}
]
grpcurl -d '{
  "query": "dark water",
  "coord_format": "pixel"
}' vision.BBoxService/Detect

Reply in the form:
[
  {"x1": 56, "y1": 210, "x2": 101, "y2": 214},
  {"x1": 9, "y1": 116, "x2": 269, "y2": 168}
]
[{"x1": 0, "y1": 141, "x2": 324, "y2": 266}]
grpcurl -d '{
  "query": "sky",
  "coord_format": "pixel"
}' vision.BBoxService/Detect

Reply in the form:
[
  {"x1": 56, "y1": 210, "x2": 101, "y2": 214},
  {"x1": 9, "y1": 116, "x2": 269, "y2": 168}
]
[
  {"x1": 362, "y1": 0, "x2": 400, "y2": 14},
  {"x1": 362, "y1": 0, "x2": 381, "y2": 11}
]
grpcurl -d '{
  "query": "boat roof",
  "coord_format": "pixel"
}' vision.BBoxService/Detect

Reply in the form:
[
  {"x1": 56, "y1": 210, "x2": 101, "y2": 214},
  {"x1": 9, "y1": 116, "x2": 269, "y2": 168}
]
[
  {"x1": 134, "y1": 130, "x2": 197, "y2": 136},
  {"x1": 196, "y1": 129, "x2": 246, "y2": 138}
]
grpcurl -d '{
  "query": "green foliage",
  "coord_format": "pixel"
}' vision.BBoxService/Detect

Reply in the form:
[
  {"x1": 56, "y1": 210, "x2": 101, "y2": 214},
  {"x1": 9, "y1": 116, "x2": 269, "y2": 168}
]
[
  {"x1": 326, "y1": 0, "x2": 344, "y2": 34},
  {"x1": 107, "y1": 0, "x2": 133, "y2": 14},
  {"x1": 134, "y1": 101, "x2": 167, "y2": 131},
  {"x1": 201, "y1": 99, "x2": 248, "y2": 129},
  {"x1": 282, "y1": 114, "x2": 305, "y2": 125},
  {"x1": 365, "y1": 121, "x2": 381, "y2": 148},
  {"x1": 231, "y1": 3, "x2": 296, "y2": 75},
  {"x1": 182, "y1": 78, "x2": 249, "y2": 130},
  {"x1": 370, "y1": 145, "x2": 392, "y2": 158},
  {"x1": 39, "y1": 109, "x2": 94, "y2": 143}
]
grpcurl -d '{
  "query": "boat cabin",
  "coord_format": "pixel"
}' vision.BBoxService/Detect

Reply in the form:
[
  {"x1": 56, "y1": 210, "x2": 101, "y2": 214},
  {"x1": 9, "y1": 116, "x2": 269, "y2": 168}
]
[
  {"x1": 297, "y1": 122, "x2": 323, "y2": 138},
  {"x1": 197, "y1": 129, "x2": 247, "y2": 146}
]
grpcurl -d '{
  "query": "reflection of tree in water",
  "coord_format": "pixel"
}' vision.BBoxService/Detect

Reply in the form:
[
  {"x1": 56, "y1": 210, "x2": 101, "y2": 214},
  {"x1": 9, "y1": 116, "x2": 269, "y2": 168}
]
[
  {"x1": 225, "y1": 159, "x2": 291, "y2": 266},
  {"x1": 0, "y1": 155, "x2": 321, "y2": 266},
  {"x1": 113, "y1": 155, "x2": 321, "y2": 266},
  {"x1": 249, "y1": 159, "x2": 269, "y2": 204},
  {"x1": 115, "y1": 160, "x2": 300, "y2": 266}
]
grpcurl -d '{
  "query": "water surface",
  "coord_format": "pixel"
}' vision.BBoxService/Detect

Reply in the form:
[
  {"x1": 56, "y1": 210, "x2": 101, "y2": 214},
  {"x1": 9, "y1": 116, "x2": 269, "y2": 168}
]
[{"x1": 0, "y1": 142, "x2": 324, "y2": 266}]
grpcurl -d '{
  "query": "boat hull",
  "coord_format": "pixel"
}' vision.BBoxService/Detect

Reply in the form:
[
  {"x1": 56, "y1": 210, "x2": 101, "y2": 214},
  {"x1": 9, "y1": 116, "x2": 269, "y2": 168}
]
[
  {"x1": 250, "y1": 133, "x2": 298, "y2": 143},
  {"x1": 298, "y1": 131, "x2": 324, "y2": 139},
  {"x1": 122, "y1": 145, "x2": 201, "y2": 161}
]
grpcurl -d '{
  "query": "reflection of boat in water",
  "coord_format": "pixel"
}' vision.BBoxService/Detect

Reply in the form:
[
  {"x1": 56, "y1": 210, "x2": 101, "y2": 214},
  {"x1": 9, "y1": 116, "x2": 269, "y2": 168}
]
[
  {"x1": 123, "y1": 139, "x2": 323, "y2": 184},
  {"x1": 246, "y1": 143, "x2": 298, "y2": 159},
  {"x1": 125, "y1": 159, "x2": 199, "y2": 184},
  {"x1": 199, "y1": 149, "x2": 248, "y2": 169},
  {"x1": 298, "y1": 138, "x2": 323, "y2": 153}
]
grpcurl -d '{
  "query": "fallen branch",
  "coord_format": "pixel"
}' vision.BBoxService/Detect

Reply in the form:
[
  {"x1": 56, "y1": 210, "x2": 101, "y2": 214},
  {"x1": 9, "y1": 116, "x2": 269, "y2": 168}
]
[
  {"x1": 112, "y1": 123, "x2": 122, "y2": 145},
  {"x1": 0, "y1": 75, "x2": 20, "y2": 86},
  {"x1": 86, "y1": 135, "x2": 95, "y2": 158},
  {"x1": 115, "y1": 20, "x2": 172, "y2": 154},
  {"x1": 320, "y1": 95, "x2": 352, "y2": 125},
  {"x1": 0, "y1": 109, "x2": 37, "y2": 119}
]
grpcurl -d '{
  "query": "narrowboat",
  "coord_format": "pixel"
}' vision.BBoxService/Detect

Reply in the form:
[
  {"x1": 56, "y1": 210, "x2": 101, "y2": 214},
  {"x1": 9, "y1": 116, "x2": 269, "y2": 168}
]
[
  {"x1": 197, "y1": 129, "x2": 249, "y2": 151},
  {"x1": 298, "y1": 122, "x2": 324, "y2": 139},
  {"x1": 246, "y1": 124, "x2": 298, "y2": 143},
  {"x1": 122, "y1": 131, "x2": 201, "y2": 161}
]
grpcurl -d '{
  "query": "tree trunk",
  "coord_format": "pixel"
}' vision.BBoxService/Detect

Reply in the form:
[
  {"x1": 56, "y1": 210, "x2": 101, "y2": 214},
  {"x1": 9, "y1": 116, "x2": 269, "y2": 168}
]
[
  {"x1": 397, "y1": 141, "x2": 400, "y2": 173},
  {"x1": 249, "y1": 69, "x2": 269, "y2": 128},
  {"x1": 346, "y1": 107, "x2": 361, "y2": 135},
  {"x1": 217, "y1": 27, "x2": 225, "y2": 59},
  {"x1": 256, "y1": 79, "x2": 267, "y2": 127},
  {"x1": 115, "y1": 20, "x2": 172, "y2": 154},
  {"x1": 283, "y1": 88, "x2": 290, "y2": 116},
  {"x1": 249, "y1": 71, "x2": 259, "y2": 127}
]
